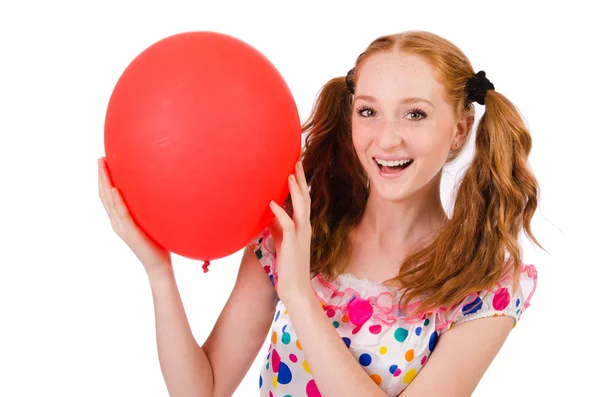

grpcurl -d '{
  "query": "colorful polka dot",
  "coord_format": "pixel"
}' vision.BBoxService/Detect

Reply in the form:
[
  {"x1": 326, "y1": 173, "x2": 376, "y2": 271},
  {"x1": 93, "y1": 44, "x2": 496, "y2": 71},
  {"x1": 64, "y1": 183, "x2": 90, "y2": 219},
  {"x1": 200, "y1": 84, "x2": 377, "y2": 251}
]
[
  {"x1": 370, "y1": 374, "x2": 382, "y2": 385},
  {"x1": 389, "y1": 364, "x2": 398, "y2": 374},
  {"x1": 272, "y1": 349, "x2": 281, "y2": 372},
  {"x1": 274, "y1": 311, "x2": 281, "y2": 322},
  {"x1": 259, "y1": 375, "x2": 263, "y2": 388},
  {"x1": 516, "y1": 298, "x2": 521, "y2": 307},
  {"x1": 269, "y1": 391, "x2": 273, "y2": 397},
  {"x1": 289, "y1": 354, "x2": 298, "y2": 363},
  {"x1": 415, "y1": 326, "x2": 422, "y2": 336},
  {"x1": 326, "y1": 308, "x2": 335, "y2": 318},
  {"x1": 306, "y1": 379, "x2": 321, "y2": 397},
  {"x1": 405, "y1": 349, "x2": 415, "y2": 362},
  {"x1": 284, "y1": 309, "x2": 288, "y2": 314},
  {"x1": 303, "y1": 360, "x2": 311, "y2": 374},
  {"x1": 272, "y1": 331, "x2": 277, "y2": 344},
  {"x1": 272, "y1": 375, "x2": 278, "y2": 388},
  {"x1": 352, "y1": 324, "x2": 363, "y2": 334},
  {"x1": 429, "y1": 331, "x2": 438, "y2": 351},
  {"x1": 359, "y1": 353, "x2": 372, "y2": 366},
  {"x1": 394, "y1": 327, "x2": 409, "y2": 342},
  {"x1": 341, "y1": 315, "x2": 349, "y2": 323},
  {"x1": 342, "y1": 337, "x2": 351, "y2": 348},
  {"x1": 421, "y1": 355, "x2": 428, "y2": 365},
  {"x1": 424, "y1": 318, "x2": 430, "y2": 326},
  {"x1": 462, "y1": 296, "x2": 483, "y2": 315},
  {"x1": 296, "y1": 340, "x2": 302, "y2": 350},
  {"x1": 369, "y1": 325, "x2": 382, "y2": 334},
  {"x1": 379, "y1": 346, "x2": 387, "y2": 355},
  {"x1": 266, "y1": 363, "x2": 270, "y2": 370},
  {"x1": 493, "y1": 288, "x2": 511, "y2": 310},
  {"x1": 403, "y1": 368, "x2": 417, "y2": 384},
  {"x1": 282, "y1": 332, "x2": 291, "y2": 344},
  {"x1": 277, "y1": 362, "x2": 292, "y2": 384},
  {"x1": 332, "y1": 321, "x2": 340, "y2": 328}
]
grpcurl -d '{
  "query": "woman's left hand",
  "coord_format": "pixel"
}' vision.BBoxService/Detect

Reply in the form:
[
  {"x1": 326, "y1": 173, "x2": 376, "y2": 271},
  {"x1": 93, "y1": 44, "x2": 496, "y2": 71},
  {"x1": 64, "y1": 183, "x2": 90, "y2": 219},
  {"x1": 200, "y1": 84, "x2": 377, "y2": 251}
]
[{"x1": 269, "y1": 160, "x2": 313, "y2": 304}]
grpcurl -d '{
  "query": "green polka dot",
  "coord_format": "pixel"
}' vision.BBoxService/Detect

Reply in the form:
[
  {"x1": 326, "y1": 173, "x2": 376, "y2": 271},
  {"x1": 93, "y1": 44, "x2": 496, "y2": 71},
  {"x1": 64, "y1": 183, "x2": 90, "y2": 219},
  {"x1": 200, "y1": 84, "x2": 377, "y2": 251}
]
[
  {"x1": 424, "y1": 319, "x2": 430, "y2": 326},
  {"x1": 516, "y1": 309, "x2": 521, "y2": 315},
  {"x1": 266, "y1": 363, "x2": 270, "y2": 370},
  {"x1": 282, "y1": 332, "x2": 291, "y2": 344},
  {"x1": 394, "y1": 327, "x2": 409, "y2": 342},
  {"x1": 332, "y1": 321, "x2": 340, "y2": 328}
]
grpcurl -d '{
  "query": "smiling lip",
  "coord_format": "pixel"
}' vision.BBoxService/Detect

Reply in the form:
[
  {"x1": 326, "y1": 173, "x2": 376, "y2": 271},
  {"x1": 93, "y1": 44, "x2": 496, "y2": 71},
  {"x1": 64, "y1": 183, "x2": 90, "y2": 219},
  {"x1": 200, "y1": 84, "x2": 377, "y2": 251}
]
[{"x1": 372, "y1": 157, "x2": 413, "y2": 179}]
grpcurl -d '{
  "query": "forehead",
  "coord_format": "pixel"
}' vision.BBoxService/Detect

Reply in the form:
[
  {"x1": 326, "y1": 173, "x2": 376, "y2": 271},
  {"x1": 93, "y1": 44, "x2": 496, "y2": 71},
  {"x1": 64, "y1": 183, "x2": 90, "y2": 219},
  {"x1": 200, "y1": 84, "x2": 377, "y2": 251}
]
[{"x1": 356, "y1": 51, "x2": 445, "y2": 102}]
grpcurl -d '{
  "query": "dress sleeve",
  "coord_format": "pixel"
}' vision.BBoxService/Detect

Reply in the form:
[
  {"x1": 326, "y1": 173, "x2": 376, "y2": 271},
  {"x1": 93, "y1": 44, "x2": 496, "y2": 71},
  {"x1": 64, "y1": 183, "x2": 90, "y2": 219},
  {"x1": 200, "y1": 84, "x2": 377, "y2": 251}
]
[
  {"x1": 248, "y1": 227, "x2": 277, "y2": 287},
  {"x1": 445, "y1": 264, "x2": 538, "y2": 329}
]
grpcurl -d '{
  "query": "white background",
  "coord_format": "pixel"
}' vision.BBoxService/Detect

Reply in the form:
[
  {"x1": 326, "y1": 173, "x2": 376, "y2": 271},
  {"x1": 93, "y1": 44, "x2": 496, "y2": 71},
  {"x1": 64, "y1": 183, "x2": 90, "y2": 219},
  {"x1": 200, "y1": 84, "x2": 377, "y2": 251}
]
[{"x1": 1, "y1": 0, "x2": 598, "y2": 396}]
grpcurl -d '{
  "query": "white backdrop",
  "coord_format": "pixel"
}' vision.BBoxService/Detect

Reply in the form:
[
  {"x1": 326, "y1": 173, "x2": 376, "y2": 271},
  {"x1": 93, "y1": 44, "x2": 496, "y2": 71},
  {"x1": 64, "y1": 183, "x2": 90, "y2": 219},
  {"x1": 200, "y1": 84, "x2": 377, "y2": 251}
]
[{"x1": 1, "y1": 0, "x2": 598, "y2": 396}]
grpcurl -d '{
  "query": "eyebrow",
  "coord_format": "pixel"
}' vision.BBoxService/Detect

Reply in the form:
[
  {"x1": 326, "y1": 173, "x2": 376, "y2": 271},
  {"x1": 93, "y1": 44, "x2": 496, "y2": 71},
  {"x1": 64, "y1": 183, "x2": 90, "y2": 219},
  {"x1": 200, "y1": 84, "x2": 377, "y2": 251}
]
[{"x1": 355, "y1": 94, "x2": 434, "y2": 108}]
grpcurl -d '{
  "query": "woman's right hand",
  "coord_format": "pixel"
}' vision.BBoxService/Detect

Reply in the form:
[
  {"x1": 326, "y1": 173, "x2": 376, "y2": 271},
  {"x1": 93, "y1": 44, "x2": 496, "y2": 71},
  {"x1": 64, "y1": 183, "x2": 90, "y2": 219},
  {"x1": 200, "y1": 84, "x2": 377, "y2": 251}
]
[{"x1": 98, "y1": 157, "x2": 172, "y2": 277}]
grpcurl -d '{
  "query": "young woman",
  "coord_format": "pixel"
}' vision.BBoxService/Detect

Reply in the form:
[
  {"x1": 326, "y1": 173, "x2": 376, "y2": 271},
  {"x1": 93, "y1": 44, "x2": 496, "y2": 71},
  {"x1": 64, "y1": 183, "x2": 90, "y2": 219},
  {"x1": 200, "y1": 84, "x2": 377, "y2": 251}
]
[{"x1": 98, "y1": 30, "x2": 540, "y2": 397}]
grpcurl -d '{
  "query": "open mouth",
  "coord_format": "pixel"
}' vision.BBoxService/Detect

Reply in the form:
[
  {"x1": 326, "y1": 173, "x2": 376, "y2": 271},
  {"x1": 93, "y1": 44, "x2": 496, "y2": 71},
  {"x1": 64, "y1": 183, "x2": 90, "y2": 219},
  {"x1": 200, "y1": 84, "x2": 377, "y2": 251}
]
[{"x1": 373, "y1": 157, "x2": 414, "y2": 173}]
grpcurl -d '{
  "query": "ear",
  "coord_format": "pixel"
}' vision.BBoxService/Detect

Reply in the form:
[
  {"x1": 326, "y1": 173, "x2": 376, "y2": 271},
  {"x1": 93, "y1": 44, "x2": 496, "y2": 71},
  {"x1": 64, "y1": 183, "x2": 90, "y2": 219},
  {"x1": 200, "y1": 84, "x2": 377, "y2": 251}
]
[{"x1": 454, "y1": 107, "x2": 475, "y2": 145}]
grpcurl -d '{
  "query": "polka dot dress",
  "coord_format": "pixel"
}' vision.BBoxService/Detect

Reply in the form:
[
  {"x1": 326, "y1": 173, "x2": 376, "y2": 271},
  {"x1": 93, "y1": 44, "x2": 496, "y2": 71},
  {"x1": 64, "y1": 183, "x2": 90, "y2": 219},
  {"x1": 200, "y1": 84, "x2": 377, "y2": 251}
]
[{"x1": 250, "y1": 228, "x2": 537, "y2": 397}]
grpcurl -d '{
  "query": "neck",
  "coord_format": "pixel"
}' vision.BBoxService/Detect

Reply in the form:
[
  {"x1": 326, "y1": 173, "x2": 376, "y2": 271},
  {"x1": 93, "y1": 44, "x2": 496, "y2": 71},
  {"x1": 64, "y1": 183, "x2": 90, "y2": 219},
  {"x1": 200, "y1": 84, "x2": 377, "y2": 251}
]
[{"x1": 357, "y1": 173, "x2": 448, "y2": 253}]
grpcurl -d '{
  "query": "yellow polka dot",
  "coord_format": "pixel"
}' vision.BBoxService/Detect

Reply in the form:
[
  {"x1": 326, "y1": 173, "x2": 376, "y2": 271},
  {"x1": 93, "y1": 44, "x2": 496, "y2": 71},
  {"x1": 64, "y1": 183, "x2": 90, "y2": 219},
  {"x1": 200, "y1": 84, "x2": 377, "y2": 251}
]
[
  {"x1": 405, "y1": 349, "x2": 415, "y2": 362},
  {"x1": 370, "y1": 374, "x2": 382, "y2": 385},
  {"x1": 341, "y1": 315, "x2": 349, "y2": 323},
  {"x1": 271, "y1": 332, "x2": 277, "y2": 344},
  {"x1": 303, "y1": 360, "x2": 312, "y2": 374},
  {"x1": 379, "y1": 346, "x2": 388, "y2": 355},
  {"x1": 296, "y1": 340, "x2": 302, "y2": 350},
  {"x1": 403, "y1": 368, "x2": 417, "y2": 384},
  {"x1": 284, "y1": 310, "x2": 288, "y2": 314},
  {"x1": 272, "y1": 375, "x2": 278, "y2": 388}
]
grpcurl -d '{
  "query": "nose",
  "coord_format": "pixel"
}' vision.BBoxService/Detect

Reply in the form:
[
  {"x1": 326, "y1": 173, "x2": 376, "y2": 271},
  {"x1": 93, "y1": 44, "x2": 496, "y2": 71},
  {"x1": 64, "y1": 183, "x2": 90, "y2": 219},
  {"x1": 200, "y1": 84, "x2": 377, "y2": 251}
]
[{"x1": 374, "y1": 120, "x2": 404, "y2": 151}]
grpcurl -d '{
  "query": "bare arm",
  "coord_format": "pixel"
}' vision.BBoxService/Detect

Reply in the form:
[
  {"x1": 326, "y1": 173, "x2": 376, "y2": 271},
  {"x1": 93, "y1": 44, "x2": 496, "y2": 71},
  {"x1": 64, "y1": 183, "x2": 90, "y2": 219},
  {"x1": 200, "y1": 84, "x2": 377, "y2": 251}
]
[{"x1": 149, "y1": 247, "x2": 277, "y2": 397}]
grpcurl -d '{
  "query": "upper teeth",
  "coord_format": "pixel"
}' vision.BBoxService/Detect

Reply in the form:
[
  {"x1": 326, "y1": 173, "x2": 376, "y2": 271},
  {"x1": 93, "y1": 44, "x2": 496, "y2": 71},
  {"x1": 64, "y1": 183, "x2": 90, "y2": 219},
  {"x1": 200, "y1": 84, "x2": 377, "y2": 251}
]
[{"x1": 375, "y1": 158, "x2": 412, "y2": 167}]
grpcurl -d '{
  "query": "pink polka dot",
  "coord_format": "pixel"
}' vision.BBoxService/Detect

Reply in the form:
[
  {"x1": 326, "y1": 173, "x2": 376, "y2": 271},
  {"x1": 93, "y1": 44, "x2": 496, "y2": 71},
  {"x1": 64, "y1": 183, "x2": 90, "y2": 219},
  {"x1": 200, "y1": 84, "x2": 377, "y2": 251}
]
[
  {"x1": 289, "y1": 354, "x2": 298, "y2": 363},
  {"x1": 306, "y1": 379, "x2": 322, "y2": 397},
  {"x1": 272, "y1": 349, "x2": 280, "y2": 373},
  {"x1": 369, "y1": 325, "x2": 382, "y2": 334},
  {"x1": 493, "y1": 288, "x2": 510, "y2": 310},
  {"x1": 269, "y1": 392, "x2": 273, "y2": 397},
  {"x1": 352, "y1": 324, "x2": 363, "y2": 334},
  {"x1": 326, "y1": 308, "x2": 336, "y2": 318},
  {"x1": 421, "y1": 355, "x2": 427, "y2": 365},
  {"x1": 394, "y1": 368, "x2": 401, "y2": 377}
]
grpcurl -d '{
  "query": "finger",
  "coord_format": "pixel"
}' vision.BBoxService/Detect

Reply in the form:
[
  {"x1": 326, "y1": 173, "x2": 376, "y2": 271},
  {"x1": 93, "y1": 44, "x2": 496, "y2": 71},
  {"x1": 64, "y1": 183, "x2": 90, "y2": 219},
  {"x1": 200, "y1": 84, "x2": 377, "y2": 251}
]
[
  {"x1": 98, "y1": 158, "x2": 119, "y2": 224},
  {"x1": 288, "y1": 174, "x2": 306, "y2": 225},
  {"x1": 295, "y1": 161, "x2": 310, "y2": 200},
  {"x1": 269, "y1": 200, "x2": 295, "y2": 236},
  {"x1": 112, "y1": 187, "x2": 133, "y2": 229}
]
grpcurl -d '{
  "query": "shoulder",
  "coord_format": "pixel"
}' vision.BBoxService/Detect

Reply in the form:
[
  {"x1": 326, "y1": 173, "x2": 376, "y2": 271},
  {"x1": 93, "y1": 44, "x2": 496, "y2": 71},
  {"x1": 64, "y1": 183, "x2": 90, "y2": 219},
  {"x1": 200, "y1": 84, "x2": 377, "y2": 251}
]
[
  {"x1": 441, "y1": 263, "x2": 538, "y2": 333},
  {"x1": 248, "y1": 227, "x2": 277, "y2": 287}
]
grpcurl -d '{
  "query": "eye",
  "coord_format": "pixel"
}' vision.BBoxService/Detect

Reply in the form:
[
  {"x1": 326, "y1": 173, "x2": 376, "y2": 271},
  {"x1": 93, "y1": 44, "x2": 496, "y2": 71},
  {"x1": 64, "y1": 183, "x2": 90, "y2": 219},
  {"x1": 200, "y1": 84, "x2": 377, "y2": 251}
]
[
  {"x1": 406, "y1": 108, "x2": 427, "y2": 121},
  {"x1": 356, "y1": 106, "x2": 376, "y2": 117}
]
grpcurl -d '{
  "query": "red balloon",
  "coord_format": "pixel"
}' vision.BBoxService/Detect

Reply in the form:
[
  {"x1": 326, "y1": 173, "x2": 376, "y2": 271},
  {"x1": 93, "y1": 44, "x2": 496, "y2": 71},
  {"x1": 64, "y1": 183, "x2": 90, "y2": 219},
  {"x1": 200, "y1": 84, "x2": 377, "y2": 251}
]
[{"x1": 104, "y1": 31, "x2": 300, "y2": 264}]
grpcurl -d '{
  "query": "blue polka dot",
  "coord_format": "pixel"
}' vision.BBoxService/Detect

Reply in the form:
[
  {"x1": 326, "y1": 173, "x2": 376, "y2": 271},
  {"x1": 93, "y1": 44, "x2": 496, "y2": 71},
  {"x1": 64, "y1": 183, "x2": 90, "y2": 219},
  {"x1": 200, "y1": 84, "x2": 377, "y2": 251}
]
[
  {"x1": 359, "y1": 353, "x2": 372, "y2": 366},
  {"x1": 389, "y1": 364, "x2": 398, "y2": 374},
  {"x1": 275, "y1": 311, "x2": 281, "y2": 322},
  {"x1": 462, "y1": 297, "x2": 483, "y2": 315},
  {"x1": 415, "y1": 327, "x2": 422, "y2": 336},
  {"x1": 278, "y1": 362, "x2": 293, "y2": 384},
  {"x1": 342, "y1": 337, "x2": 351, "y2": 348},
  {"x1": 269, "y1": 274, "x2": 275, "y2": 286},
  {"x1": 282, "y1": 325, "x2": 288, "y2": 332},
  {"x1": 516, "y1": 298, "x2": 521, "y2": 307},
  {"x1": 429, "y1": 331, "x2": 438, "y2": 352},
  {"x1": 266, "y1": 352, "x2": 271, "y2": 360},
  {"x1": 255, "y1": 250, "x2": 263, "y2": 260},
  {"x1": 259, "y1": 375, "x2": 263, "y2": 388}
]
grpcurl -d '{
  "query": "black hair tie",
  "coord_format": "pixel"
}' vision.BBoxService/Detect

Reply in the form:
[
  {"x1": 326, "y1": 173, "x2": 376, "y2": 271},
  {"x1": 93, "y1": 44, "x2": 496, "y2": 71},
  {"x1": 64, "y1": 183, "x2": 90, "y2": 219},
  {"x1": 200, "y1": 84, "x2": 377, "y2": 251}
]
[{"x1": 466, "y1": 70, "x2": 495, "y2": 105}]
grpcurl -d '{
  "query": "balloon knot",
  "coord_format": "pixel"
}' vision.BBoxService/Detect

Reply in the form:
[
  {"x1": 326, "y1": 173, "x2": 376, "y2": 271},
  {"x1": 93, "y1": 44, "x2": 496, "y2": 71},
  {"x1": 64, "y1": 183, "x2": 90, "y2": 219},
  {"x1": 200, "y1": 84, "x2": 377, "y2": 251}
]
[{"x1": 202, "y1": 261, "x2": 210, "y2": 273}]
